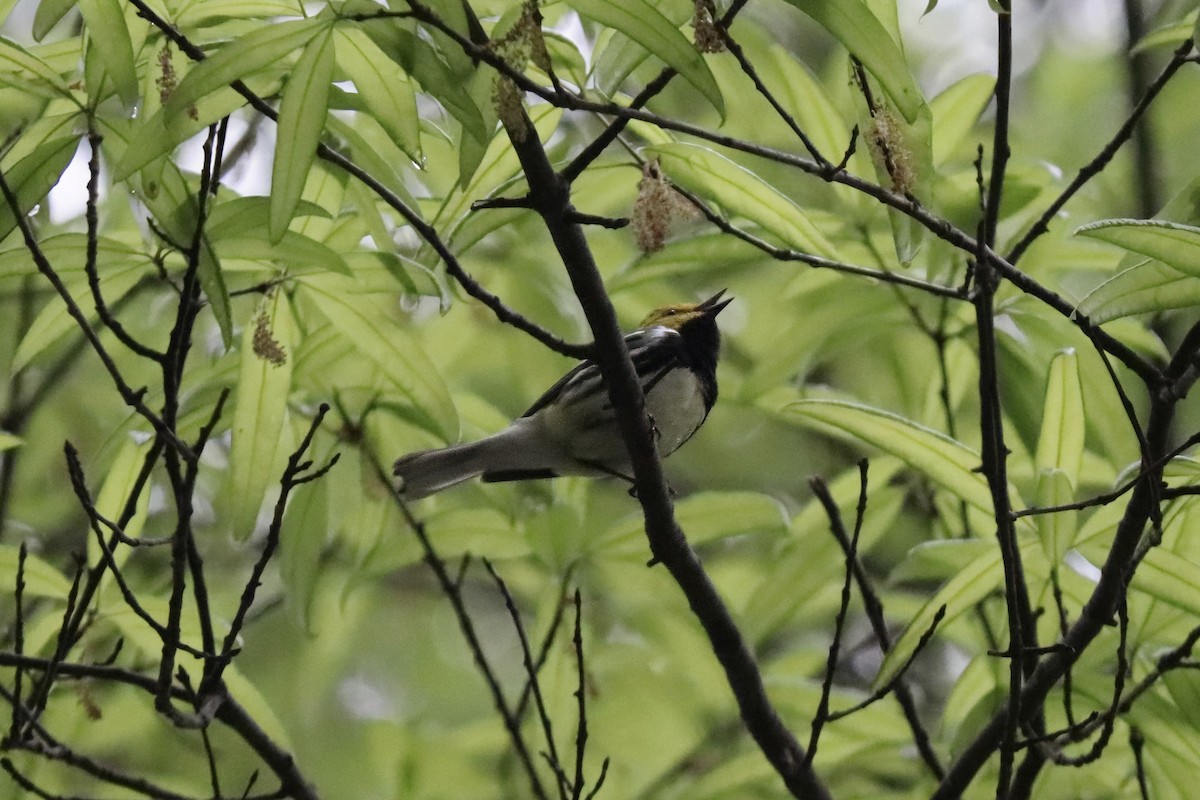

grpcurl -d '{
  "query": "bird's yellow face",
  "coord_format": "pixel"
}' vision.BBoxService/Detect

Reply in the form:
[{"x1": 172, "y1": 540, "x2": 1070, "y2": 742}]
[
  {"x1": 639, "y1": 290, "x2": 732, "y2": 330},
  {"x1": 639, "y1": 302, "x2": 707, "y2": 330}
]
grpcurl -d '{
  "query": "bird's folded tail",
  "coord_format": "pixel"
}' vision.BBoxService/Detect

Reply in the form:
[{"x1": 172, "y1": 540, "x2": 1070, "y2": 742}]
[{"x1": 393, "y1": 441, "x2": 491, "y2": 499}]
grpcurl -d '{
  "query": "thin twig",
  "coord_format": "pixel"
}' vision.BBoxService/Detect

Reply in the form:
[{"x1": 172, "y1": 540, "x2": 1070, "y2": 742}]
[
  {"x1": 1050, "y1": 570, "x2": 1077, "y2": 728},
  {"x1": 516, "y1": 568, "x2": 576, "y2": 720},
  {"x1": 1043, "y1": 596, "x2": 1129, "y2": 766},
  {"x1": 5, "y1": 543, "x2": 27, "y2": 745},
  {"x1": 559, "y1": 0, "x2": 752, "y2": 184},
  {"x1": 0, "y1": 655, "x2": 313, "y2": 800},
  {"x1": 202, "y1": 405, "x2": 338, "y2": 697},
  {"x1": 0, "y1": 167, "x2": 192, "y2": 457},
  {"x1": 1130, "y1": 727, "x2": 1150, "y2": 800},
  {"x1": 63, "y1": 442, "x2": 216, "y2": 661},
  {"x1": 934, "y1": 393, "x2": 1178, "y2": 799},
  {"x1": 84, "y1": 128, "x2": 163, "y2": 360},
  {"x1": 826, "y1": 605, "x2": 947, "y2": 722},
  {"x1": 805, "y1": 476, "x2": 864, "y2": 766},
  {"x1": 17, "y1": 554, "x2": 84, "y2": 738},
  {"x1": 716, "y1": 24, "x2": 827, "y2": 164},
  {"x1": 818, "y1": 462, "x2": 945, "y2": 778},
  {"x1": 1006, "y1": 38, "x2": 1194, "y2": 265},
  {"x1": 372, "y1": 455, "x2": 550, "y2": 800},
  {"x1": 663, "y1": 170, "x2": 962, "y2": 299},
  {"x1": 570, "y1": 590, "x2": 593, "y2": 800},
  {"x1": 155, "y1": 122, "x2": 226, "y2": 729},
  {"x1": 484, "y1": 558, "x2": 570, "y2": 800}
]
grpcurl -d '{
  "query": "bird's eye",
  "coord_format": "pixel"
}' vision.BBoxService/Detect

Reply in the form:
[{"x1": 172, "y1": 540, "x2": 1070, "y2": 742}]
[{"x1": 663, "y1": 308, "x2": 677, "y2": 316}]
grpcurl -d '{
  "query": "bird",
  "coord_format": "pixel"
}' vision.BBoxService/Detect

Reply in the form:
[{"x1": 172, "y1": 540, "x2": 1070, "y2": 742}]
[{"x1": 393, "y1": 290, "x2": 732, "y2": 498}]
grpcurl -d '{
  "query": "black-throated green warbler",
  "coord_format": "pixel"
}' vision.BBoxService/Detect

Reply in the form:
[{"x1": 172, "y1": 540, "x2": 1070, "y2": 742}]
[{"x1": 393, "y1": 290, "x2": 731, "y2": 498}]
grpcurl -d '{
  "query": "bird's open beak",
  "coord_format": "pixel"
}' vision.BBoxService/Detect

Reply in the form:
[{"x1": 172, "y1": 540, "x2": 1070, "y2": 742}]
[{"x1": 698, "y1": 289, "x2": 733, "y2": 316}]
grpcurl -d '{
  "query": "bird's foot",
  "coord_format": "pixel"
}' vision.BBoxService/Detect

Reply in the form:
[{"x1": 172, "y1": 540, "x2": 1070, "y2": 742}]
[
  {"x1": 626, "y1": 481, "x2": 676, "y2": 498},
  {"x1": 647, "y1": 413, "x2": 662, "y2": 442}
]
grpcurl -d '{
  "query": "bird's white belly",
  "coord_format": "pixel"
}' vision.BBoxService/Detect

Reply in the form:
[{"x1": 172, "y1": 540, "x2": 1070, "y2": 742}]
[
  {"x1": 535, "y1": 367, "x2": 708, "y2": 475},
  {"x1": 643, "y1": 368, "x2": 708, "y2": 456}
]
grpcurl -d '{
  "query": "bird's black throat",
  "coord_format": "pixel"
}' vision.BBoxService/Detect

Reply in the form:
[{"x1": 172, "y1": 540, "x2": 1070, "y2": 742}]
[{"x1": 678, "y1": 316, "x2": 721, "y2": 408}]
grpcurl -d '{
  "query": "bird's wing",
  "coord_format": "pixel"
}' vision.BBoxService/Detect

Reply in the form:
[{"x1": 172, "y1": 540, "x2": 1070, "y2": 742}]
[{"x1": 520, "y1": 327, "x2": 680, "y2": 418}]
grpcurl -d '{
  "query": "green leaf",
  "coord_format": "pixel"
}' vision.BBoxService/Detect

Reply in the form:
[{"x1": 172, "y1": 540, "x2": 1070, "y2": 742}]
[
  {"x1": 0, "y1": 38, "x2": 73, "y2": 99},
  {"x1": 115, "y1": 72, "x2": 286, "y2": 182},
  {"x1": 0, "y1": 431, "x2": 20, "y2": 451},
  {"x1": 325, "y1": 112, "x2": 422, "y2": 214},
  {"x1": 229, "y1": 291, "x2": 297, "y2": 538},
  {"x1": 166, "y1": 18, "x2": 327, "y2": 115},
  {"x1": 1133, "y1": 11, "x2": 1196, "y2": 54},
  {"x1": 598, "y1": 491, "x2": 788, "y2": 552},
  {"x1": 175, "y1": 0, "x2": 304, "y2": 26},
  {"x1": 345, "y1": 177, "x2": 395, "y2": 255},
  {"x1": 740, "y1": 284, "x2": 896, "y2": 398},
  {"x1": 78, "y1": 0, "x2": 138, "y2": 107},
  {"x1": 205, "y1": 196, "x2": 351, "y2": 276},
  {"x1": 1163, "y1": 670, "x2": 1200, "y2": 732},
  {"x1": 380, "y1": 507, "x2": 528, "y2": 569},
  {"x1": 0, "y1": 544, "x2": 72, "y2": 598},
  {"x1": 280, "y1": 445, "x2": 331, "y2": 631},
  {"x1": 744, "y1": 461, "x2": 904, "y2": 641},
  {"x1": 566, "y1": 0, "x2": 724, "y2": 116},
  {"x1": 1075, "y1": 261, "x2": 1200, "y2": 323},
  {"x1": 781, "y1": 0, "x2": 925, "y2": 123},
  {"x1": 223, "y1": 665, "x2": 295, "y2": 752},
  {"x1": 0, "y1": 233, "x2": 141, "y2": 279},
  {"x1": 592, "y1": 16, "x2": 664, "y2": 98},
  {"x1": 611, "y1": 231, "x2": 763, "y2": 292},
  {"x1": 455, "y1": 69, "x2": 499, "y2": 190},
  {"x1": 12, "y1": 264, "x2": 143, "y2": 373},
  {"x1": 1033, "y1": 468, "x2": 1076, "y2": 564},
  {"x1": 877, "y1": 541, "x2": 1005, "y2": 688},
  {"x1": 425, "y1": 105, "x2": 560, "y2": 256},
  {"x1": 298, "y1": 277, "x2": 458, "y2": 440},
  {"x1": 930, "y1": 73, "x2": 993, "y2": 167},
  {"x1": 542, "y1": 31, "x2": 588, "y2": 90},
  {"x1": 1133, "y1": 549, "x2": 1200, "y2": 620},
  {"x1": 33, "y1": 0, "x2": 78, "y2": 41},
  {"x1": 207, "y1": 196, "x2": 330, "y2": 236},
  {"x1": 90, "y1": 435, "x2": 154, "y2": 569},
  {"x1": 1077, "y1": 180, "x2": 1200, "y2": 321},
  {"x1": 334, "y1": 27, "x2": 422, "y2": 164},
  {"x1": 0, "y1": 135, "x2": 79, "y2": 245},
  {"x1": 129, "y1": 160, "x2": 233, "y2": 346},
  {"x1": 889, "y1": 538, "x2": 993, "y2": 585},
  {"x1": 671, "y1": 491, "x2": 789, "y2": 544},
  {"x1": 270, "y1": 27, "x2": 334, "y2": 243},
  {"x1": 645, "y1": 142, "x2": 840, "y2": 260},
  {"x1": 1077, "y1": 219, "x2": 1200, "y2": 278},
  {"x1": 780, "y1": 399, "x2": 997, "y2": 515},
  {"x1": 1034, "y1": 349, "x2": 1084, "y2": 485},
  {"x1": 289, "y1": 159, "x2": 344, "y2": 242},
  {"x1": 213, "y1": 232, "x2": 352, "y2": 276},
  {"x1": 765, "y1": 47, "x2": 852, "y2": 171},
  {"x1": 368, "y1": 26, "x2": 487, "y2": 144}
]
